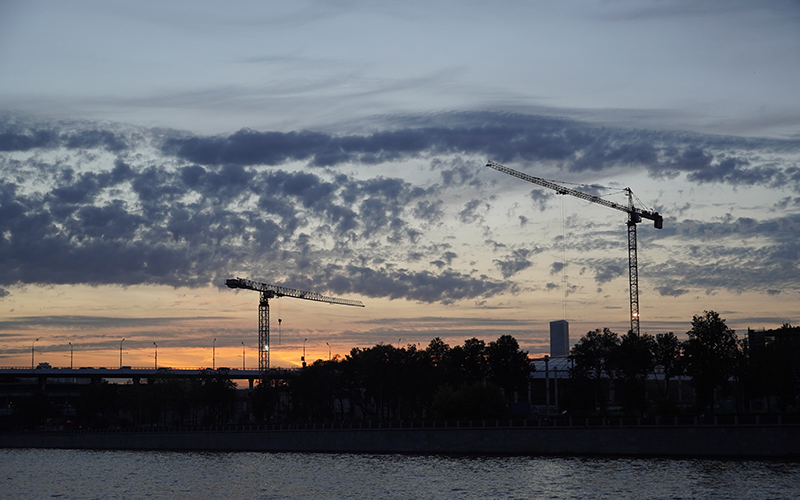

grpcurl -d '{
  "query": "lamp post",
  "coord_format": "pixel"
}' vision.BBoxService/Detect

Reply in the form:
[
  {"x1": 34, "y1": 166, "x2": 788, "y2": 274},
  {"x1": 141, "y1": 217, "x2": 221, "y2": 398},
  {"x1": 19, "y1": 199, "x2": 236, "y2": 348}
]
[
  {"x1": 153, "y1": 342, "x2": 158, "y2": 369},
  {"x1": 68, "y1": 341, "x2": 73, "y2": 369},
  {"x1": 326, "y1": 342, "x2": 330, "y2": 361},
  {"x1": 241, "y1": 341, "x2": 245, "y2": 370},
  {"x1": 544, "y1": 355, "x2": 550, "y2": 417},
  {"x1": 302, "y1": 338, "x2": 307, "y2": 368},
  {"x1": 31, "y1": 338, "x2": 39, "y2": 369},
  {"x1": 119, "y1": 338, "x2": 125, "y2": 369},
  {"x1": 213, "y1": 338, "x2": 216, "y2": 370}
]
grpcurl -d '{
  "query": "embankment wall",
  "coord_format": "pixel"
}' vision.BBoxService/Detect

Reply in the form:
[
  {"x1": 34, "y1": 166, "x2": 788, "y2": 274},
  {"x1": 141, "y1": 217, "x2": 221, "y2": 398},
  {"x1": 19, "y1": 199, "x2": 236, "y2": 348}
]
[{"x1": 2, "y1": 422, "x2": 799, "y2": 457}]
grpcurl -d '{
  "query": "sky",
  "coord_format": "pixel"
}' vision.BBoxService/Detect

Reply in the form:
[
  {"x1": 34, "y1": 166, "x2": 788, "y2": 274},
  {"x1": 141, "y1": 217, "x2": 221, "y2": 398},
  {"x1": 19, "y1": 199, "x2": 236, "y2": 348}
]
[{"x1": 1, "y1": 0, "x2": 799, "y2": 369}]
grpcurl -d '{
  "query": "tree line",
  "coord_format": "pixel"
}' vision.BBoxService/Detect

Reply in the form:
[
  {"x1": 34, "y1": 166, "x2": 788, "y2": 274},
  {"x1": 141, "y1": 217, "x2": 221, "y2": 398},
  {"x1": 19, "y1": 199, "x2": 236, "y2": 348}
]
[
  {"x1": 255, "y1": 334, "x2": 533, "y2": 423},
  {"x1": 5, "y1": 310, "x2": 799, "y2": 429},
  {"x1": 566, "y1": 310, "x2": 800, "y2": 416}
]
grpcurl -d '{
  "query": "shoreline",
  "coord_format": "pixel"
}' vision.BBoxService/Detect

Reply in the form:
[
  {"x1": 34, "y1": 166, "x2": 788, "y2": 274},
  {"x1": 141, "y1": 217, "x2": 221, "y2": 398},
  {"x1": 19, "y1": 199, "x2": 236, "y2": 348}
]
[{"x1": 3, "y1": 419, "x2": 799, "y2": 457}]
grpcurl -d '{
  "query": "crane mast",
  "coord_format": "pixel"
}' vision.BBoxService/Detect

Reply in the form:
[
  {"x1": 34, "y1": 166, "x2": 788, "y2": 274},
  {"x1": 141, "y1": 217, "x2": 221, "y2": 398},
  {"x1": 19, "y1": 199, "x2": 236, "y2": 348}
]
[
  {"x1": 485, "y1": 161, "x2": 663, "y2": 336},
  {"x1": 226, "y1": 278, "x2": 364, "y2": 378}
]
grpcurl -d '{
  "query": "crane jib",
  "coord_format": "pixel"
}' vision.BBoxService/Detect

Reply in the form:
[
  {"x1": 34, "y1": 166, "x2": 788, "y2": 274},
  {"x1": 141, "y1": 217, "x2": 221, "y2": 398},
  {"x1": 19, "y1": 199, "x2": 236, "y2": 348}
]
[
  {"x1": 226, "y1": 277, "x2": 365, "y2": 375},
  {"x1": 225, "y1": 278, "x2": 365, "y2": 307},
  {"x1": 485, "y1": 161, "x2": 663, "y2": 229}
]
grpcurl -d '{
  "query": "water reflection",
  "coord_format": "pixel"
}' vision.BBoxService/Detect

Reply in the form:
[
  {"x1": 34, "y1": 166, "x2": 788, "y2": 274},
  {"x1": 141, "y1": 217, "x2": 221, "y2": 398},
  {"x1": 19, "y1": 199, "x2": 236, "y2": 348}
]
[{"x1": 3, "y1": 449, "x2": 800, "y2": 499}]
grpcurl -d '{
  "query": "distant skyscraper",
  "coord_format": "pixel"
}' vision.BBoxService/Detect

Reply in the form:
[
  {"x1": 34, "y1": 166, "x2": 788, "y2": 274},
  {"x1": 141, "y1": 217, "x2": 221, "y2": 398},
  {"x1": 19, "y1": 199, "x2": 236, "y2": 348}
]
[{"x1": 550, "y1": 320, "x2": 570, "y2": 357}]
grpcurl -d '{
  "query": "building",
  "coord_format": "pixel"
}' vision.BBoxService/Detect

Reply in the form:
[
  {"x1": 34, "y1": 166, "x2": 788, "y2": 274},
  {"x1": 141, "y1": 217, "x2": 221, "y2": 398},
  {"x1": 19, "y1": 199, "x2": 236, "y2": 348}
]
[{"x1": 550, "y1": 320, "x2": 570, "y2": 357}]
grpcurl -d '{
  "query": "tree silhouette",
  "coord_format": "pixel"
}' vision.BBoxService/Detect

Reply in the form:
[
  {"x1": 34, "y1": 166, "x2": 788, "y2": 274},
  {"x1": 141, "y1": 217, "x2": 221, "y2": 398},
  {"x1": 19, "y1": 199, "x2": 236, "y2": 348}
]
[
  {"x1": 197, "y1": 369, "x2": 238, "y2": 425},
  {"x1": 568, "y1": 328, "x2": 620, "y2": 414},
  {"x1": 450, "y1": 337, "x2": 488, "y2": 386},
  {"x1": 487, "y1": 335, "x2": 533, "y2": 406},
  {"x1": 249, "y1": 382, "x2": 280, "y2": 422},
  {"x1": 651, "y1": 332, "x2": 683, "y2": 414},
  {"x1": 432, "y1": 382, "x2": 509, "y2": 420},
  {"x1": 683, "y1": 311, "x2": 739, "y2": 413},
  {"x1": 610, "y1": 332, "x2": 655, "y2": 414}
]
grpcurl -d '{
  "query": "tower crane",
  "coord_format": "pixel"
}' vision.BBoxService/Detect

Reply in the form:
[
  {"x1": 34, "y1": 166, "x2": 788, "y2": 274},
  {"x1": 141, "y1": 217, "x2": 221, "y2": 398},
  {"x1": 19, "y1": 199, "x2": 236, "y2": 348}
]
[
  {"x1": 226, "y1": 278, "x2": 365, "y2": 377},
  {"x1": 485, "y1": 161, "x2": 663, "y2": 336}
]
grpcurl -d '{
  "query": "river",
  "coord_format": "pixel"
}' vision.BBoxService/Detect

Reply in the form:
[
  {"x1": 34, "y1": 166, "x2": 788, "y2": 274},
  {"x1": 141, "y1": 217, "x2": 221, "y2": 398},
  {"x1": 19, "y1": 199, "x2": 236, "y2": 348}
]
[{"x1": 3, "y1": 448, "x2": 800, "y2": 499}]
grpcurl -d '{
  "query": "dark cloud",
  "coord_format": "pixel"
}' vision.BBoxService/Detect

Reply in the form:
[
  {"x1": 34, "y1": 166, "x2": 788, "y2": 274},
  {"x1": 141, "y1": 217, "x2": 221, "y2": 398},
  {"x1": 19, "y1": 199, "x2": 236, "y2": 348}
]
[
  {"x1": 529, "y1": 189, "x2": 553, "y2": 211},
  {"x1": 459, "y1": 199, "x2": 487, "y2": 224},
  {"x1": 3, "y1": 112, "x2": 800, "y2": 305},
  {"x1": 64, "y1": 129, "x2": 127, "y2": 152},
  {"x1": 412, "y1": 199, "x2": 444, "y2": 223},
  {"x1": 0, "y1": 119, "x2": 129, "y2": 152},
  {"x1": 0, "y1": 129, "x2": 58, "y2": 151},
  {"x1": 0, "y1": 315, "x2": 222, "y2": 331},
  {"x1": 773, "y1": 196, "x2": 800, "y2": 210},
  {"x1": 439, "y1": 161, "x2": 480, "y2": 188},
  {"x1": 0, "y1": 134, "x2": 516, "y2": 304},
  {"x1": 493, "y1": 248, "x2": 536, "y2": 279},
  {"x1": 155, "y1": 111, "x2": 800, "y2": 192},
  {"x1": 655, "y1": 285, "x2": 690, "y2": 297},
  {"x1": 646, "y1": 215, "x2": 800, "y2": 295},
  {"x1": 161, "y1": 129, "x2": 331, "y2": 166},
  {"x1": 327, "y1": 265, "x2": 514, "y2": 304},
  {"x1": 587, "y1": 260, "x2": 627, "y2": 285},
  {"x1": 664, "y1": 215, "x2": 800, "y2": 245}
]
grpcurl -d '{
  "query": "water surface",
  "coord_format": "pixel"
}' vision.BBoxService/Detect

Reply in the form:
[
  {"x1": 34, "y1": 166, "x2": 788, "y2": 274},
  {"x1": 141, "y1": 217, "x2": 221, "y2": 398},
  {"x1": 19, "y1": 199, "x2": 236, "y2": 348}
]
[{"x1": 3, "y1": 448, "x2": 799, "y2": 499}]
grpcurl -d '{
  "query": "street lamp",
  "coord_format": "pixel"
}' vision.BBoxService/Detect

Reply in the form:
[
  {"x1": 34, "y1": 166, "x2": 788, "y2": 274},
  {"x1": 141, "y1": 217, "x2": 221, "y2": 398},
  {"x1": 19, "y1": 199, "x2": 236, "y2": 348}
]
[
  {"x1": 213, "y1": 338, "x2": 216, "y2": 370},
  {"x1": 153, "y1": 342, "x2": 158, "y2": 369},
  {"x1": 119, "y1": 338, "x2": 125, "y2": 369},
  {"x1": 326, "y1": 342, "x2": 330, "y2": 361},
  {"x1": 241, "y1": 341, "x2": 245, "y2": 370},
  {"x1": 31, "y1": 338, "x2": 39, "y2": 369},
  {"x1": 302, "y1": 338, "x2": 307, "y2": 368},
  {"x1": 68, "y1": 341, "x2": 73, "y2": 369},
  {"x1": 544, "y1": 355, "x2": 550, "y2": 417}
]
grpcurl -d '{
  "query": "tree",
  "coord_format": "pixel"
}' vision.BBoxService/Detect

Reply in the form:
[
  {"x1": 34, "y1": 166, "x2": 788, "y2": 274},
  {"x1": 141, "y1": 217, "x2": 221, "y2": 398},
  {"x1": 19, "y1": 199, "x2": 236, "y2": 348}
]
[
  {"x1": 341, "y1": 343, "x2": 410, "y2": 420},
  {"x1": 13, "y1": 389, "x2": 61, "y2": 430},
  {"x1": 450, "y1": 337, "x2": 488, "y2": 386},
  {"x1": 249, "y1": 382, "x2": 279, "y2": 422},
  {"x1": 426, "y1": 337, "x2": 451, "y2": 368},
  {"x1": 683, "y1": 311, "x2": 739, "y2": 413},
  {"x1": 76, "y1": 381, "x2": 120, "y2": 429},
  {"x1": 197, "y1": 369, "x2": 238, "y2": 424},
  {"x1": 569, "y1": 328, "x2": 620, "y2": 414},
  {"x1": 290, "y1": 359, "x2": 341, "y2": 422},
  {"x1": 486, "y1": 335, "x2": 533, "y2": 406},
  {"x1": 431, "y1": 382, "x2": 509, "y2": 420},
  {"x1": 571, "y1": 328, "x2": 619, "y2": 380},
  {"x1": 652, "y1": 332, "x2": 682, "y2": 397},
  {"x1": 610, "y1": 332, "x2": 655, "y2": 415},
  {"x1": 651, "y1": 332, "x2": 683, "y2": 414},
  {"x1": 745, "y1": 324, "x2": 800, "y2": 413}
]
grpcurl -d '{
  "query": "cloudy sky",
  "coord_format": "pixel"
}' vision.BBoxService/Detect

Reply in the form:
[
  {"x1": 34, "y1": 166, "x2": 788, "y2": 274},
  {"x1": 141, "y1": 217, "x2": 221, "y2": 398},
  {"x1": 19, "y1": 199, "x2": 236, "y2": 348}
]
[{"x1": 1, "y1": 0, "x2": 799, "y2": 369}]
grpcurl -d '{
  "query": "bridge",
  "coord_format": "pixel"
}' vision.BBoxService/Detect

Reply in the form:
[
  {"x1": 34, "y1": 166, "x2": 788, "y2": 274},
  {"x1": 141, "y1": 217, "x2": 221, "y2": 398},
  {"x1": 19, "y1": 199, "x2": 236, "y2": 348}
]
[{"x1": 0, "y1": 366, "x2": 295, "y2": 390}]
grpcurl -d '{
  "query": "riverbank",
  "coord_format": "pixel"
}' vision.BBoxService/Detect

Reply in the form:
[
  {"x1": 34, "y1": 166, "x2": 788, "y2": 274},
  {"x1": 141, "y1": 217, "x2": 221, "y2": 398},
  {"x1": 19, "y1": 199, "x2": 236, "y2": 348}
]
[{"x1": 3, "y1": 417, "x2": 799, "y2": 457}]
